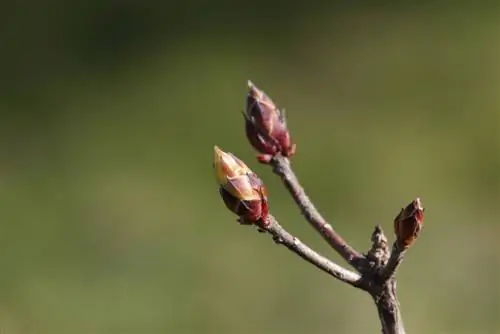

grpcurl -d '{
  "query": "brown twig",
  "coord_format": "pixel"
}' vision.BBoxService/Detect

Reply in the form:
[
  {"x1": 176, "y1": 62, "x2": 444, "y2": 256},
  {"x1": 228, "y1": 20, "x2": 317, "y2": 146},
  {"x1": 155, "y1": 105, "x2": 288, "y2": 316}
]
[
  {"x1": 270, "y1": 154, "x2": 365, "y2": 270},
  {"x1": 267, "y1": 157, "x2": 416, "y2": 334},
  {"x1": 360, "y1": 226, "x2": 405, "y2": 334},
  {"x1": 261, "y1": 214, "x2": 409, "y2": 334},
  {"x1": 380, "y1": 242, "x2": 408, "y2": 281},
  {"x1": 372, "y1": 279, "x2": 406, "y2": 334},
  {"x1": 261, "y1": 214, "x2": 365, "y2": 288}
]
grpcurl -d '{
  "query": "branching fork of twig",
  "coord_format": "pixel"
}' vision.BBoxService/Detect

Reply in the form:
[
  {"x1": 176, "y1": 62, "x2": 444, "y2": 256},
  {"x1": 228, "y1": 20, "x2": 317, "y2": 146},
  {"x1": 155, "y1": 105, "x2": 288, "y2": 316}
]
[{"x1": 213, "y1": 81, "x2": 425, "y2": 334}]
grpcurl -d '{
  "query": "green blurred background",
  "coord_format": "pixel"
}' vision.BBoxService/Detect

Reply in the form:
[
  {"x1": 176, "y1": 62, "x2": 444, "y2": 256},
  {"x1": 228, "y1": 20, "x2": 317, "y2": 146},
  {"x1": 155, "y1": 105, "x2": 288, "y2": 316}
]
[{"x1": 1, "y1": 1, "x2": 499, "y2": 333}]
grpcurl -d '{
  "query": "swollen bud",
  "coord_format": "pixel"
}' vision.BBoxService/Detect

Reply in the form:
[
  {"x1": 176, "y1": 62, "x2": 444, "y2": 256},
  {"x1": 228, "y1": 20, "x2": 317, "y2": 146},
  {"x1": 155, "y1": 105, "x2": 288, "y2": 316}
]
[
  {"x1": 213, "y1": 146, "x2": 269, "y2": 226},
  {"x1": 394, "y1": 198, "x2": 424, "y2": 249},
  {"x1": 244, "y1": 81, "x2": 296, "y2": 163}
]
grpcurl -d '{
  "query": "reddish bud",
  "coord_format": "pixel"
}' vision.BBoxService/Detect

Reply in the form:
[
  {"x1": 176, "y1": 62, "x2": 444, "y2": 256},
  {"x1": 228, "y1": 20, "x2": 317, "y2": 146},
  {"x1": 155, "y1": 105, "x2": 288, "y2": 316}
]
[
  {"x1": 244, "y1": 81, "x2": 296, "y2": 161},
  {"x1": 394, "y1": 198, "x2": 425, "y2": 249},
  {"x1": 213, "y1": 146, "x2": 269, "y2": 226}
]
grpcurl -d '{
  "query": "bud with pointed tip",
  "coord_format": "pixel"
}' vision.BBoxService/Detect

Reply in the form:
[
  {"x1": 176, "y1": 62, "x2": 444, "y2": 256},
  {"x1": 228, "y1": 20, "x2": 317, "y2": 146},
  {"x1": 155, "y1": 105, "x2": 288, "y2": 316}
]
[
  {"x1": 213, "y1": 146, "x2": 269, "y2": 226},
  {"x1": 394, "y1": 198, "x2": 424, "y2": 249},
  {"x1": 244, "y1": 81, "x2": 296, "y2": 163}
]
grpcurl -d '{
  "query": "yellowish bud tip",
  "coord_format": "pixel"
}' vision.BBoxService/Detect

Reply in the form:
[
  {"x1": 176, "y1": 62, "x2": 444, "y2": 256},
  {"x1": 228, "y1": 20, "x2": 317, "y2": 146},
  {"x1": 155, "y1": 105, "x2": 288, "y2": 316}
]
[
  {"x1": 212, "y1": 145, "x2": 260, "y2": 201},
  {"x1": 213, "y1": 145, "x2": 223, "y2": 163},
  {"x1": 414, "y1": 197, "x2": 422, "y2": 210},
  {"x1": 213, "y1": 145, "x2": 226, "y2": 186},
  {"x1": 213, "y1": 145, "x2": 252, "y2": 185}
]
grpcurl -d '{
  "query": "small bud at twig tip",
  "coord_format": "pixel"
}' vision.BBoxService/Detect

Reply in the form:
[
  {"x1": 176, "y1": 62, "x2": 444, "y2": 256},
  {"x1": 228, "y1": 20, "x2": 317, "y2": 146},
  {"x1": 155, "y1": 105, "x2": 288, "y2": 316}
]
[
  {"x1": 371, "y1": 225, "x2": 387, "y2": 243},
  {"x1": 394, "y1": 198, "x2": 425, "y2": 249},
  {"x1": 244, "y1": 81, "x2": 295, "y2": 158},
  {"x1": 213, "y1": 146, "x2": 270, "y2": 225}
]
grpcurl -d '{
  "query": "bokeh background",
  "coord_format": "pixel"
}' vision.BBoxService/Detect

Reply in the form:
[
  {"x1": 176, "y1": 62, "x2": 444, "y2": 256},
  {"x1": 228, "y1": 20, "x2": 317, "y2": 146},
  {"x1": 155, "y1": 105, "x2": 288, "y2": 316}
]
[{"x1": 1, "y1": 1, "x2": 499, "y2": 333}]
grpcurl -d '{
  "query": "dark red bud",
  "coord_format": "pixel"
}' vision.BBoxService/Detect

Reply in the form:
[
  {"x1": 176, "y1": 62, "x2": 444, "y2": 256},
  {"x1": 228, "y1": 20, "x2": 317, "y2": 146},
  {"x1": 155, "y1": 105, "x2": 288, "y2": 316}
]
[
  {"x1": 394, "y1": 198, "x2": 424, "y2": 249},
  {"x1": 219, "y1": 186, "x2": 270, "y2": 227},
  {"x1": 244, "y1": 81, "x2": 296, "y2": 160},
  {"x1": 244, "y1": 118, "x2": 279, "y2": 156}
]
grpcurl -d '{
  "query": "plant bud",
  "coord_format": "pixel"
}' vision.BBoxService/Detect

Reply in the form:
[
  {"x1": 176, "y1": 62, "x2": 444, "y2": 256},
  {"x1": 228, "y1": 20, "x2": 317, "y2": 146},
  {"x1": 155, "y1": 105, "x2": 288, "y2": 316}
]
[
  {"x1": 244, "y1": 81, "x2": 296, "y2": 162},
  {"x1": 394, "y1": 198, "x2": 424, "y2": 249},
  {"x1": 213, "y1": 146, "x2": 269, "y2": 225}
]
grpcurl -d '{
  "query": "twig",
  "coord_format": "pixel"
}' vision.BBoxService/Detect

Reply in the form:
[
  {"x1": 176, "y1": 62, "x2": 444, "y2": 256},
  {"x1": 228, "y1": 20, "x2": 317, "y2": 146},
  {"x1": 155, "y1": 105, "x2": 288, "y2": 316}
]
[
  {"x1": 270, "y1": 154, "x2": 365, "y2": 270},
  {"x1": 364, "y1": 226, "x2": 406, "y2": 334},
  {"x1": 261, "y1": 214, "x2": 364, "y2": 288},
  {"x1": 366, "y1": 225, "x2": 390, "y2": 269},
  {"x1": 380, "y1": 242, "x2": 408, "y2": 281},
  {"x1": 372, "y1": 279, "x2": 406, "y2": 334},
  {"x1": 268, "y1": 157, "x2": 412, "y2": 334},
  {"x1": 214, "y1": 81, "x2": 425, "y2": 334}
]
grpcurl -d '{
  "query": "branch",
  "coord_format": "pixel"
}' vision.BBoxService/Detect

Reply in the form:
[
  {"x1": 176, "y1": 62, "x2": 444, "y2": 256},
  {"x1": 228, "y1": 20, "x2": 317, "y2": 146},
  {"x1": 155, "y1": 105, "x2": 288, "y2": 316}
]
[
  {"x1": 380, "y1": 242, "x2": 408, "y2": 281},
  {"x1": 365, "y1": 226, "x2": 406, "y2": 334},
  {"x1": 261, "y1": 214, "x2": 364, "y2": 288},
  {"x1": 270, "y1": 155, "x2": 365, "y2": 269},
  {"x1": 213, "y1": 81, "x2": 426, "y2": 334},
  {"x1": 373, "y1": 280, "x2": 406, "y2": 334}
]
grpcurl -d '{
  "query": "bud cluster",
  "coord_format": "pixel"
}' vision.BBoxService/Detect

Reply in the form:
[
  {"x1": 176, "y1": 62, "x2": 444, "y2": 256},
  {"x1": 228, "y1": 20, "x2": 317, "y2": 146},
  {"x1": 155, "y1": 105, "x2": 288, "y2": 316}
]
[{"x1": 214, "y1": 81, "x2": 425, "y2": 245}]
